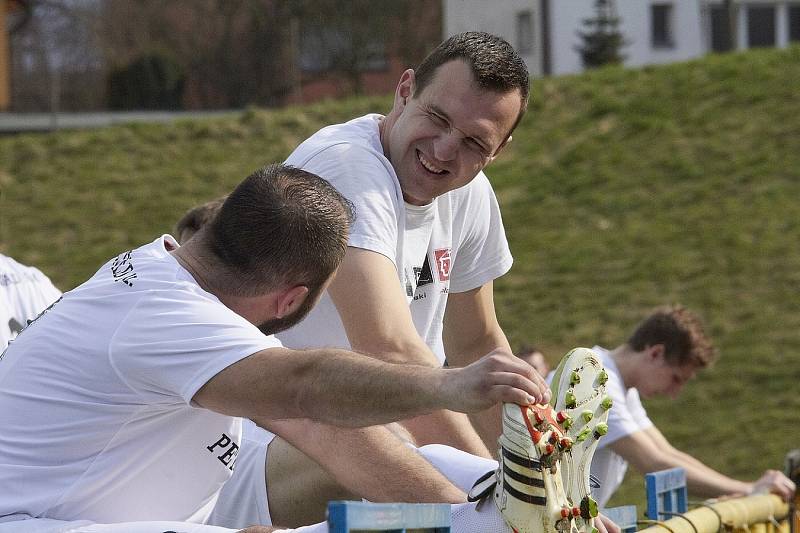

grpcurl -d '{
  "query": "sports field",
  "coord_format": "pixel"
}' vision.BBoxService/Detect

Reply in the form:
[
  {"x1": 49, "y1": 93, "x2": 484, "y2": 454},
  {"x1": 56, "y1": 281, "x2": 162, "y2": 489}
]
[{"x1": 1, "y1": 45, "x2": 798, "y2": 510}]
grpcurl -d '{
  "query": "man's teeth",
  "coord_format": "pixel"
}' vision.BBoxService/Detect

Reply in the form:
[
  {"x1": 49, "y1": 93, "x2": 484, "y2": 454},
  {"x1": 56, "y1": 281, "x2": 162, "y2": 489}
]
[{"x1": 419, "y1": 152, "x2": 444, "y2": 174}]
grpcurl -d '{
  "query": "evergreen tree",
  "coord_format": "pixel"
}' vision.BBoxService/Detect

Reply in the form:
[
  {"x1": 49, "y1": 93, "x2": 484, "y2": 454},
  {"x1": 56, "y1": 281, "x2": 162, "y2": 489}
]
[{"x1": 575, "y1": 0, "x2": 628, "y2": 69}]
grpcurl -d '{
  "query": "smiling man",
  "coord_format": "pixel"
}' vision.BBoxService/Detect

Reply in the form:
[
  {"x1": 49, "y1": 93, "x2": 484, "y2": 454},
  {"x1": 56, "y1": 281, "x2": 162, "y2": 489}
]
[
  {"x1": 277, "y1": 31, "x2": 532, "y2": 456},
  {"x1": 580, "y1": 305, "x2": 795, "y2": 506}
]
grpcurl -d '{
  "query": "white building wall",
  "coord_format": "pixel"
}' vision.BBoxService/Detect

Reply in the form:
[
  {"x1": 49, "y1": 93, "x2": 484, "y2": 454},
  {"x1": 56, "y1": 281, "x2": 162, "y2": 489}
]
[
  {"x1": 549, "y1": 0, "x2": 705, "y2": 75},
  {"x1": 443, "y1": 0, "x2": 798, "y2": 77},
  {"x1": 443, "y1": 0, "x2": 544, "y2": 76}
]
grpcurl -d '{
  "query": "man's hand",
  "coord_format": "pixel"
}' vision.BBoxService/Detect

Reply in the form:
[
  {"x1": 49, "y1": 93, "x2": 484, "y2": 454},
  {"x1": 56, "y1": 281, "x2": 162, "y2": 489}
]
[
  {"x1": 750, "y1": 469, "x2": 796, "y2": 501},
  {"x1": 442, "y1": 349, "x2": 551, "y2": 413},
  {"x1": 596, "y1": 513, "x2": 622, "y2": 533}
]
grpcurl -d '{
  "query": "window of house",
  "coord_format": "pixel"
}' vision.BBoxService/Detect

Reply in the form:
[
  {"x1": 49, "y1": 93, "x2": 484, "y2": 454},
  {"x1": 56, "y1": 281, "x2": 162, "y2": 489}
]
[
  {"x1": 789, "y1": 5, "x2": 800, "y2": 42},
  {"x1": 747, "y1": 5, "x2": 776, "y2": 48},
  {"x1": 299, "y1": 28, "x2": 387, "y2": 73},
  {"x1": 516, "y1": 10, "x2": 534, "y2": 55},
  {"x1": 710, "y1": 5, "x2": 733, "y2": 52},
  {"x1": 651, "y1": 3, "x2": 675, "y2": 48}
]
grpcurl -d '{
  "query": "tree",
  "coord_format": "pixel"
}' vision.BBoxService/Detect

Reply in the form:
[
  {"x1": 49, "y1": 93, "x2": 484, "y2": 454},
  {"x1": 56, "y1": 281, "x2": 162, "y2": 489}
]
[{"x1": 575, "y1": 0, "x2": 627, "y2": 69}]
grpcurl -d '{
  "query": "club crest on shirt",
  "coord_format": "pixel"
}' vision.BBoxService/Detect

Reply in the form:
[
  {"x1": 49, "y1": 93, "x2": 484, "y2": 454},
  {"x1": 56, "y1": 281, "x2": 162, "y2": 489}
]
[{"x1": 434, "y1": 248, "x2": 451, "y2": 282}]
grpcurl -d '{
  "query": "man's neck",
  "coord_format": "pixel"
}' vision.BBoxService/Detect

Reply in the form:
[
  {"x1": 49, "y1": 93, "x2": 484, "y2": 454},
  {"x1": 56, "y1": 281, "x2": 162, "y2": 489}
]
[{"x1": 609, "y1": 344, "x2": 639, "y2": 390}]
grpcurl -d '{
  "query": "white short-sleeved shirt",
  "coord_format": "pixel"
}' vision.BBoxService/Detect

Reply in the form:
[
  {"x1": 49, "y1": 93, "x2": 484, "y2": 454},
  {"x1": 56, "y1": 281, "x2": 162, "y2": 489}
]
[
  {"x1": 589, "y1": 346, "x2": 654, "y2": 507},
  {"x1": 0, "y1": 236, "x2": 280, "y2": 524},
  {"x1": 277, "y1": 114, "x2": 513, "y2": 363},
  {"x1": 0, "y1": 254, "x2": 62, "y2": 349}
]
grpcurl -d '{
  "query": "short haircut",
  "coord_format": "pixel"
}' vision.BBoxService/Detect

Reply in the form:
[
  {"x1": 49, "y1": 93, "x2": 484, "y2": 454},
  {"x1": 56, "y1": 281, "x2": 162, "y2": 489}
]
[
  {"x1": 413, "y1": 31, "x2": 530, "y2": 136},
  {"x1": 206, "y1": 164, "x2": 355, "y2": 297},
  {"x1": 627, "y1": 305, "x2": 717, "y2": 368},
  {"x1": 174, "y1": 196, "x2": 225, "y2": 244}
]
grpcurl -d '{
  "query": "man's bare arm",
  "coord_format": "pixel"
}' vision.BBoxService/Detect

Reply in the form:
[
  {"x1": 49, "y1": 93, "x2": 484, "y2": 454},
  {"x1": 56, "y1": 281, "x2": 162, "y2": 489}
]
[
  {"x1": 443, "y1": 282, "x2": 550, "y2": 451},
  {"x1": 611, "y1": 427, "x2": 795, "y2": 501},
  {"x1": 642, "y1": 426, "x2": 795, "y2": 500},
  {"x1": 193, "y1": 344, "x2": 546, "y2": 428},
  {"x1": 264, "y1": 418, "x2": 466, "y2": 505},
  {"x1": 327, "y1": 247, "x2": 493, "y2": 456}
]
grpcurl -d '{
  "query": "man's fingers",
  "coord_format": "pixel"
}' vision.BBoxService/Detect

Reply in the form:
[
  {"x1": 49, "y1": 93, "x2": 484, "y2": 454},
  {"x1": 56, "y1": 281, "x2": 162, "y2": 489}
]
[
  {"x1": 596, "y1": 514, "x2": 621, "y2": 533},
  {"x1": 487, "y1": 371, "x2": 549, "y2": 405}
]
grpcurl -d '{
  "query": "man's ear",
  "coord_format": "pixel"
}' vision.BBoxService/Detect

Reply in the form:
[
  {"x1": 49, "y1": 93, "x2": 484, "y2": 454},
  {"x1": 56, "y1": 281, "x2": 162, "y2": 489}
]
[
  {"x1": 395, "y1": 69, "x2": 415, "y2": 109},
  {"x1": 275, "y1": 285, "x2": 309, "y2": 318},
  {"x1": 648, "y1": 343, "x2": 666, "y2": 362}
]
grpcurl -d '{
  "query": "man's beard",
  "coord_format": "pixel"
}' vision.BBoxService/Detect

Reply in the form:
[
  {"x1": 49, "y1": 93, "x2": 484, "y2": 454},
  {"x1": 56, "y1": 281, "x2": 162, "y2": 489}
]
[{"x1": 257, "y1": 284, "x2": 322, "y2": 336}]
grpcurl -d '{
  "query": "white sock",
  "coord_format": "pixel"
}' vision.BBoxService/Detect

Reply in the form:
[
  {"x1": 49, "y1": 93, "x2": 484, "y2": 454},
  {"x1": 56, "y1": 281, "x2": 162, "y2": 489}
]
[
  {"x1": 416, "y1": 444, "x2": 498, "y2": 493},
  {"x1": 450, "y1": 501, "x2": 510, "y2": 533}
]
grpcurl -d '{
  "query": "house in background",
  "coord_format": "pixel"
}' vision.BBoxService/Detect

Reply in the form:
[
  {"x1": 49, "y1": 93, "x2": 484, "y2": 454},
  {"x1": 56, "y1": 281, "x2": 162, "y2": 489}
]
[{"x1": 444, "y1": 0, "x2": 800, "y2": 77}]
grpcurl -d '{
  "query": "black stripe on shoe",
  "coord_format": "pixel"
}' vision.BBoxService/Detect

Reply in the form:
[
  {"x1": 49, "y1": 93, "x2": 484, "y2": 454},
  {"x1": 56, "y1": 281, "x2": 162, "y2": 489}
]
[
  {"x1": 502, "y1": 446, "x2": 542, "y2": 470},
  {"x1": 503, "y1": 462, "x2": 545, "y2": 488},
  {"x1": 503, "y1": 479, "x2": 547, "y2": 506}
]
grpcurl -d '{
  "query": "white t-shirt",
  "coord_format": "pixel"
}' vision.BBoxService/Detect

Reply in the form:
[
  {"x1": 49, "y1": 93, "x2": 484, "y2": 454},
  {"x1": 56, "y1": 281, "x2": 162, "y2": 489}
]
[
  {"x1": 0, "y1": 236, "x2": 280, "y2": 524},
  {"x1": 0, "y1": 254, "x2": 62, "y2": 349},
  {"x1": 589, "y1": 346, "x2": 654, "y2": 507},
  {"x1": 277, "y1": 114, "x2": 513, "y2": 363}
]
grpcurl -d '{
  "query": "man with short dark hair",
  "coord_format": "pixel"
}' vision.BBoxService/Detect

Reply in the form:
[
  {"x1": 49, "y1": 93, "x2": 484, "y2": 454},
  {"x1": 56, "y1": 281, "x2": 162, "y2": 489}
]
[
  {"x1": 279, "y1": 29, "x2": 530, "y2": 457},
  {"x1": 0, "y1": 164, "x2": 548, "y2": 533},
  {"x1": 576, "y1": 306, "x2": 795, "y2": 506}
]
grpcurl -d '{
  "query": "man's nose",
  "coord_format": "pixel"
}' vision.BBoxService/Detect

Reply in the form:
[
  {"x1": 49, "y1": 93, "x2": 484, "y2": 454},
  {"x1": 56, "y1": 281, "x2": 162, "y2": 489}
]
[{"x1": 433, "y1": 131, "x2": 460, "y2": 162}]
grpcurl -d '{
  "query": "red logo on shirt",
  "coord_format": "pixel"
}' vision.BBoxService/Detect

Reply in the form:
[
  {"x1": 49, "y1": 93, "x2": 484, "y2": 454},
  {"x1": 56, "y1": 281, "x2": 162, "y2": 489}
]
[{"x1": 434, "y1": 248, "x2": 451, "y2": 282}]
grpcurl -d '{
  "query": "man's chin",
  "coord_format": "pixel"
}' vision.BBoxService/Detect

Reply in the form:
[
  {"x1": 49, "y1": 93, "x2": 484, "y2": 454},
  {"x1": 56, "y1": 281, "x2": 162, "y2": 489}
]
[{"x1": 258, "y1": 316, "x2": 300, "y2": 336}]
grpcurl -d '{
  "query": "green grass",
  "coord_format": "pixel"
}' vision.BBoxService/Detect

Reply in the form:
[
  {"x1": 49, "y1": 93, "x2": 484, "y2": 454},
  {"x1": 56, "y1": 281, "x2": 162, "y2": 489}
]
[{"x1": 2, "y1": 47, "x2": 799, "y2": 511}]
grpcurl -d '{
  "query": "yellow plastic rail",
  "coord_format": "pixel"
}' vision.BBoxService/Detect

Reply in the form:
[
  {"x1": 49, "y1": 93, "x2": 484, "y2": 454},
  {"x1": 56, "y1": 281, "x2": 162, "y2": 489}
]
[{"x1": 637, "y1": 494, "x2": 790, "y2": 533}]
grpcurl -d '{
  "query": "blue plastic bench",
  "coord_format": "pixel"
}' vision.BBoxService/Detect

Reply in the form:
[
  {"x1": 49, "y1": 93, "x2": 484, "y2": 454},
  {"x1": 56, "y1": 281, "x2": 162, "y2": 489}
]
[
  {"x1": 645, "y1": 467, "x2": 688, "y2": 521},
  {"x1": 327, "y1": 500, "x2": 451, "y2": 532}
]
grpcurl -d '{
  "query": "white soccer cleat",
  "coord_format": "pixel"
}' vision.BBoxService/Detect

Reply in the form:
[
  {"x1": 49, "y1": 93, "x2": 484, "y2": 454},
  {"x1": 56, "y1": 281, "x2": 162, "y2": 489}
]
[
  {"x1": 549, "y1": 347, "x2": 612, "y2": 533},
  {"x1": 493, "y1": 402, "x2": 580, "y2": 533}
]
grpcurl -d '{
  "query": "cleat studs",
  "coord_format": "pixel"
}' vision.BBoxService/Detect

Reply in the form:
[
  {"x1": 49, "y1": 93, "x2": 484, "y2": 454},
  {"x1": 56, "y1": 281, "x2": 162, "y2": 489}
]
[
  {"x1": 562, "y1": 417, "x2": 573, "y2": 430},
  {"x1": 545, "y1": 443, "x2": 555, "y2": 455},
  {"x1": 598, "y1": 369, "x2": 608, "y2": 384},
  {"x1": 581, "y1": 496, "x2": 599, "y2": 518},
  {"x1": 532, "y1": 429, "x2": 543, "y2": 444},
  {"x1": 594, "y1": 423, "x2": 609, "y2": 438},
  {"x1": 565, "y1": 392, "x2": 577, "y2": 409},
  {"x1": 556, "y1": 410, "x2": 568, "y2": 423},
  {"x1": 601, "y1": 396, "x2": 613, "y2": 410},
  {"x1": 570, "y1": 370, "x2": 581, "y2": 385},
  {"x1": 560, "y1": 437, "x2": 573, "y2": 450},
  {"x1": 581, "y1": 410, "x2": 594, "y2": 422},
  {"x1": 576, "y1": 427, "x2": 591, "y2": 442},
  {"x1": 572, "y1": 507, "x2": 581, "y2": 517},
  {"x1": 549, "y1": 432, "x2": 559, "y2": 444}
]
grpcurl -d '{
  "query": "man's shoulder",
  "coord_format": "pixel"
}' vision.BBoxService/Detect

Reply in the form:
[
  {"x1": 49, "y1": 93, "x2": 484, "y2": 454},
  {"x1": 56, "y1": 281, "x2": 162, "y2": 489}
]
[{"x1": 289, "y1": 114, "x2": 384, "y2": 162}]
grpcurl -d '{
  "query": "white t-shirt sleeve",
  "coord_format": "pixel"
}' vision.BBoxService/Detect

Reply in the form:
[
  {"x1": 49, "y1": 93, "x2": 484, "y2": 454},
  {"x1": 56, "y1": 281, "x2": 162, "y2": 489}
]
[
  {"x1": 291, "y1": 142, "x2": 403, "y2": 265},
  {"x1": 448, "y1": 173, "x2": 513, "y2": 293},
  {"x1": 109, "y1": 290, "x2": 281, "y2": 404}
]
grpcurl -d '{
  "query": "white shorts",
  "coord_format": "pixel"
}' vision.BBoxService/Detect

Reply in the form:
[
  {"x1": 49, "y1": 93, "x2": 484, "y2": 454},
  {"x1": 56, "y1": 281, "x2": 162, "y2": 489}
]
[{"x1": 208, "y1": 420, "x2": 277, "y2": 528}]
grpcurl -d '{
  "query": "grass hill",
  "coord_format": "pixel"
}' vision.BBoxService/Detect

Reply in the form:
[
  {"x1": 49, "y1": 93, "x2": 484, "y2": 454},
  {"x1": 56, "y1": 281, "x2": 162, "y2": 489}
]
[{"x1": 2, "y1": 45, "x2": 799, "y2": 510}]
